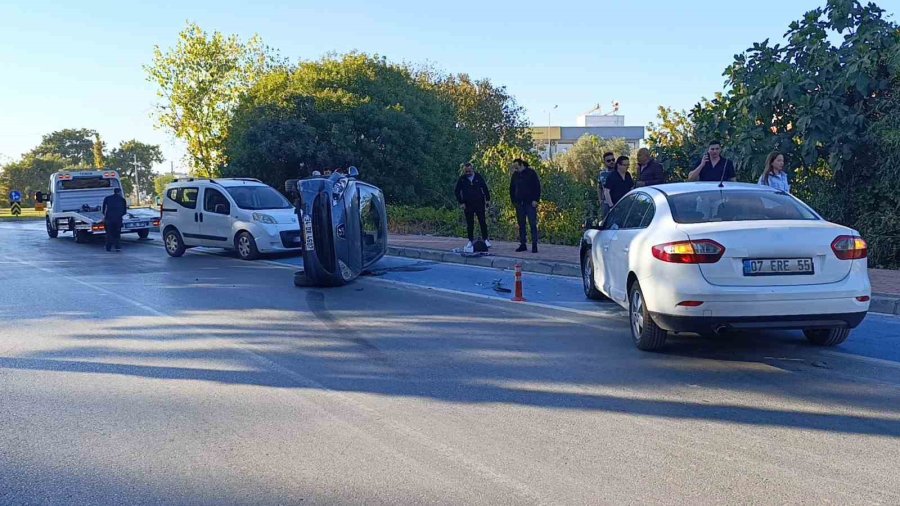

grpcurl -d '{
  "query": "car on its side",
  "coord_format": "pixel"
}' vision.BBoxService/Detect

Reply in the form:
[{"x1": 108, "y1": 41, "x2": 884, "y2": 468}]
[
  {"x1": 160, "y1": 178, "x2": 302, "y2": 260},
  {"x1": 580, "y1": 182, "x2": 870, "y2": 351}
]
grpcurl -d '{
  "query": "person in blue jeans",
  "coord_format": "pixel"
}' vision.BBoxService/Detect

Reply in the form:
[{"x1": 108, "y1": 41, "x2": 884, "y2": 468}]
[{"x1": 509, "y1": 158, "x2": 542, "y2": 253}]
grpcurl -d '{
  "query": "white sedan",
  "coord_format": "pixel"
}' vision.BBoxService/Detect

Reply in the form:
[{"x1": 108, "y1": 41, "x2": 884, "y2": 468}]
[{"x1": 581, "y1": 182, "x2": 871, "y2": 351}]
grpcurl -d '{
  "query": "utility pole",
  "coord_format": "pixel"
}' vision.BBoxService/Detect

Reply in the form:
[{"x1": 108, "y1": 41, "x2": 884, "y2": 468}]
[{"x1": 129, "y1": 154, "x2": 141, "y2": 205}]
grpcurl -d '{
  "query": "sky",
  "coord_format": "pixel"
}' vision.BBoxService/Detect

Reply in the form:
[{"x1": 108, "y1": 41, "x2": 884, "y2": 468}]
[{"x1": 2, "y1": 0, "x2": 899, "y2": 173}]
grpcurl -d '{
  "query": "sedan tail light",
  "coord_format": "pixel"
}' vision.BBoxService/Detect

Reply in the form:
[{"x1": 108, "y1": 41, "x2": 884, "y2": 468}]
[
  {"x1": 652, "y1": 239, "x2": 725, "y2": 264},
  {"x1": 831, "y1": 235, "x2": 867, "y2": 260}
]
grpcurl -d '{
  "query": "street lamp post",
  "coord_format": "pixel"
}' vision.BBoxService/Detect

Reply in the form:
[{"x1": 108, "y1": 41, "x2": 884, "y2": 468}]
[
  {"x1": 128, "y1": 154, "x2": 141, "y2": 205},
  {"x1": 547, "y1": 105, "x2": 558, "y2": 160}
]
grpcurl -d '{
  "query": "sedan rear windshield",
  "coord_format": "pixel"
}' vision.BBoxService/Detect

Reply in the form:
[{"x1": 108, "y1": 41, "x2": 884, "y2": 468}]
[
  {"x1": 668, "y1": 190, "x2": 819, "y2": 224},
  {"x1": 225, "y1": 186, "x2": 292, "y2": 210}
]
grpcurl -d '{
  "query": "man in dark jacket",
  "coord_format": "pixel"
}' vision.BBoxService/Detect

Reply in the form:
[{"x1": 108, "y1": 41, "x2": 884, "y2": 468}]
[
  {"x1": 635, "y1": 148, "x2": 665, "y2": 187},
  {"x1": 509, "y1": 158, "x2": 542, "y2": 253},
  {"x1": 454, "y1": 162, "x2": 492, "y2": 250},
  {"x1": 102, "y1": 187, "x2": 128, "y2": 252}
]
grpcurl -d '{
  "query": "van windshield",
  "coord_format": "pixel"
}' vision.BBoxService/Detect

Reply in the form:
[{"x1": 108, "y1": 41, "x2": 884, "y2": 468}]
[{"x1": 225, "y1": 186, "x2": 292, "y2": 210}]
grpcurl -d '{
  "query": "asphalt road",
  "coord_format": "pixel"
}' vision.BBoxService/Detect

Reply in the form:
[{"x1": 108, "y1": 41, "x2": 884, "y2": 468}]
[{"x1": 1, "y1": 221, "x2": 899, "y2": 505}]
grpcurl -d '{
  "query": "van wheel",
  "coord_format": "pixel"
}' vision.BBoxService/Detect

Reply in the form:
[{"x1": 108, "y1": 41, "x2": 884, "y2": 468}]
[
  {"x1": 46, "y1": 217, "x2": 58, "y2": 238},
  {"x1": 803, "y1": 327, "x2": 850, "y2": 346},
  {"x1": 74, "y1": 230, "x2": 89, "y2": 243},
  {"x1": 629, "y1": 281, "x2": 668, "y2": 351},
  {"x1": 137, "y1": 229, "x2": 150, "y2": 239},
  {"x1": 581, "y1": 250, "x2": 604, "y2": 300},
  {"x1": 164, "y1": 228, "x2": 186, "y2": 257},
  {"x1": 236, "y1": 231, "x2": 260, "y2": 260}
]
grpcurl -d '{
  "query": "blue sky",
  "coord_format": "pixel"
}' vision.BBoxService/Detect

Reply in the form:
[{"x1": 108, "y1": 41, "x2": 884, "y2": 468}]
[{"x1": 2, "y1": 0, "x2": 898, "y2": 172}]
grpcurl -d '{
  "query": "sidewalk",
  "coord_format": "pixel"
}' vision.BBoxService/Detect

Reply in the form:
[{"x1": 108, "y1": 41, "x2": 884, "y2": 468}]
[{"x1": 388, "y1": 233, "x2": 900, "y2": 315}]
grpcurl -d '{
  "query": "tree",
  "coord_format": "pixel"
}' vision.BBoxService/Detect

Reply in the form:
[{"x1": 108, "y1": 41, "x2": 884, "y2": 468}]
[
  {"x1": 107, "y1": 140, "x2": 164, "y2": 199},
  {"x1": 651, "y1": 0, "x2": 900, "y2": 266},
  {"x1": 154, "y1": 174, "x2": 176, "y2": 198},
  {"x1": 420, "y1": 72, "x2": 533, "y2": 158},
  {"x1": 145, "y1": 22, "x2": 280, "y2": 177},
  {"x1": 555, "y1": 135, "x2": 630, "y2": 185},
  {"x1": 226, "y1": 53, "x2": 471, "y2": 206},
  {"x1": 0, "y1": 155, "x2": 67, "y2": 206},
  {"x1": 30, "y1": 128, "x2": 97, "y2": 167},
  {"x1": 93, "y1": 134, "x2": 106, "y2": 169}
]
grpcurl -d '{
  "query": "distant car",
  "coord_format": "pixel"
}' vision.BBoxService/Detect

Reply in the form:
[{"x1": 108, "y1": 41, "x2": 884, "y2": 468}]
[
  {"x1": 160, "y1": 178, "x2": 301, "y2": 260},
  {"x1": 581, "y1": 182, "x2": 871, "y2": 351}
]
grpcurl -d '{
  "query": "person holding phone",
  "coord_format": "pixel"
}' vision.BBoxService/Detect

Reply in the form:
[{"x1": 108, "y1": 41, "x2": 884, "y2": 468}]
[{"x1": 688, "y1": 140, "x2": 736, "y2": 182}]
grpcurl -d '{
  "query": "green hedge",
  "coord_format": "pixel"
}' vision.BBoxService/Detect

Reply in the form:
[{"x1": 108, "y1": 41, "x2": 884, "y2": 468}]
[{"x1": 387, "y1": 203, "x2": 588, "y2": 246}]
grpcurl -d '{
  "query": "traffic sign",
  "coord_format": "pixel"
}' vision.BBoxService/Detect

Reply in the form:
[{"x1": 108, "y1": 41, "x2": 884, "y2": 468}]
[
  {"x1": 9, "y1": 190, "x2": 21, "y2": 203},
  {"x1": 10, "y1": 202, "x2": 21, "y2": 216}
]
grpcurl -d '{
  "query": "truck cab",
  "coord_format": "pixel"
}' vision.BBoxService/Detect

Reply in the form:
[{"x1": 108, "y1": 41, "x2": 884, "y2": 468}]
[{"x1": 35, "y1": 170, "x2": 159, "y2": 243}]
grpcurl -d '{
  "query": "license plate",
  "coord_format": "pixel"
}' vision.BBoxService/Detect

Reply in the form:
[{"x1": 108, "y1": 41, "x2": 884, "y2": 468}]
[
  {"x1": 303, "y1": 215, "x2": 314, "y2": 250},
  {"x1": 126, "y1": 222, "x2": 148, "y2": 229},
  {"x1": 743, "y1": 258, "x2": 814, "y2": 276}
]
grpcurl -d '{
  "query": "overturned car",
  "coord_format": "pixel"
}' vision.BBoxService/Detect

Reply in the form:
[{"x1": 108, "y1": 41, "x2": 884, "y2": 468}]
[{"x1": 286, "y1": 168, "x2": 388, "y2": 287}]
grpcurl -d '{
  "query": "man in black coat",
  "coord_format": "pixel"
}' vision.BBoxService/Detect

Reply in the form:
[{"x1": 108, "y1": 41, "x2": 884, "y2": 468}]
[
  {"x1": 102, "y1": 188, "x2": 128, "y2": 252},
  {"x1": 454, "y1": 162, "x2": 492, "y2": 250},
  {"x1": 509, "y1": 158, "x2": 542, "y2": 253}
]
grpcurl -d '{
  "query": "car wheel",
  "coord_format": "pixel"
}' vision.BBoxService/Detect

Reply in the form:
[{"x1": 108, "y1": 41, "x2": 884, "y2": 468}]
[
  {"x1": 137, "y1": 228, "x2": 150, "y2": 239},
  {"x1": 46, "y1": 217, "x2": 58, "y2": 238},
  {"x1": 74, "y1": 230, "x2": 89, "y2": 243},
  {"x1": 803, "y1": 327, "x2": 850, "y2": 346},
  {"x1": 629, "y1": 281, "x2": 668, "y2": 351},
  {"x1": 236, "y1": 231, "x2": 260, "y2": 260},
  {"x1": 581, "y1": 250, "x2": 604, "y2": 300},
  {"x1": 164, "y1": 228, "x2": 186, "y2": 257}
]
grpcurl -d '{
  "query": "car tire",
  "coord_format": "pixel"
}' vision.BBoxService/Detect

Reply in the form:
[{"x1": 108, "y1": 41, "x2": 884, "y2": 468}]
[
  {"x1": 236, "y1": 231, "x2": 260, "y2": 261},
  {"x1": 137, "y1": 228, "x2": 150, "y2": 239},
  {"x1": 803, "y1": 327, "x2": 850, "y2": 346},
  {"x1": 581, "y1": 250, "x2": 604, "y2": 300},
  {"x1": 164, "y1": 228, "x2": 186, "y2": 257},
  {"x1": 46, "y1": 217, "x2": 58, "y2": 238},
  {"x1": 74, "y1": 230, "x2": 89, "y2": 243},
  {"x1": 629, "y1": 280, "x2": 668, "y2": 351}
]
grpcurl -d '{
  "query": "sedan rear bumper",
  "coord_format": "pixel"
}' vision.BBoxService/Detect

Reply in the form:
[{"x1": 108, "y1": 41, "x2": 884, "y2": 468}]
[{"x1": 650, "y1": 311, "x2": 868, "y2": 333}]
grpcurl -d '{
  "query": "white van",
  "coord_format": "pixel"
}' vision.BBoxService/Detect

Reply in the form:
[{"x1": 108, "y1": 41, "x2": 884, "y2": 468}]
[{"x1": 160, "y1": 178, "x2": 302, "y2": 260}]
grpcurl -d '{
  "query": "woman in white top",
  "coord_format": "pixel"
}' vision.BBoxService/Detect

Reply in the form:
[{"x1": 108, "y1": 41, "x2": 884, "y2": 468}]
[{"x1": 758, "y1": 151, "x2": 790, "y2": 193}]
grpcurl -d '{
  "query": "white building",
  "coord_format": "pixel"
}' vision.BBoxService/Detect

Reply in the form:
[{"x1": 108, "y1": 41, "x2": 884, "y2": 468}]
[{"x1": 531, "y1": 103, "x2": 645, "y2": 160}]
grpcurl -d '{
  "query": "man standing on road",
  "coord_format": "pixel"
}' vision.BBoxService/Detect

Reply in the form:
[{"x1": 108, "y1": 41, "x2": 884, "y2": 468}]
[
  {"x1": 598, "y1": 151, "x2": 616, "y2": 218},
  {"x1": 102, "y1": 187, "x2": 128, "y2": 252},
  {"x1": 635, "y1": 148, "x2": 665, "y2": 187},
  {"x1": 454, "y1": 162, "x2": 492, "y2": 252},
  {"x1": 509, "y1": 158, "x2": 542, "y2": 253},
  {"x1": 688, "y1": 140, "x2": 736, "y2": 182}
]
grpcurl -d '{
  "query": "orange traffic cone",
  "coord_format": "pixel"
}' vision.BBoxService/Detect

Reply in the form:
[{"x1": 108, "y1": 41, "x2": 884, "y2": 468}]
[{"x1": 512, "y1": 264, "x2": 526, "y2": 302}]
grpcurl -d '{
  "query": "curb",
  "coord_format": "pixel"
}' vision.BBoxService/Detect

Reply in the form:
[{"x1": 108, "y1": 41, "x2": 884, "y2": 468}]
[
  {"x1": 386, "y1": 245, "x2": 900, "y2": 316},
  {"x1": 387, "y1": 245, "x2": 581, "y2": 278}
]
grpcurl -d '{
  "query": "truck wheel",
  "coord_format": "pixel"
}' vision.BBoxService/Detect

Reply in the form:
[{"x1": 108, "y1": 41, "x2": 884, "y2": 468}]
[
  {"x1": 803, "y1": 327, "x2": 850, "y2": 346},
  {"x1": 629, "y1": 281, "x2": 668, "y2": 351},
  {"x1": 164, "y1": 228, "x2": 186, "y2": 257},
  {"x1": 74, "y1": 230, "x2": 89, "y2": 244},
  {"x1": 137, "y1": 229, "x2": 150, "y2": 239},
  {"x1": 46, "y1": 217, "x2": 58, "y2": 238},
  {"x1": 235, "y1": 231, "x2": 260, "y2": 260}
]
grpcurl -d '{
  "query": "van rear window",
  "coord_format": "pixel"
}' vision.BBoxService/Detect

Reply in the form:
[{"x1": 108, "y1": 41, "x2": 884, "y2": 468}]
[{"x1": 58, "y1": 178, "x2": 113, "y2": 190}]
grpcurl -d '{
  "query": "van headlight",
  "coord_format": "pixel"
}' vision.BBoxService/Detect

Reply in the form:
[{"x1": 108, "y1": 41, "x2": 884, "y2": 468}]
[{"x1": 252, "y1": 212, "x2": 277, "y2": 224}]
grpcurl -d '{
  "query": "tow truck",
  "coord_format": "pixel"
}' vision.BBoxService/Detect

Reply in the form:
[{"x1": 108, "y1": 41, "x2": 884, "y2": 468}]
[{"x1": 35, "y1": 170, "x2": 160, "y2": 243}]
